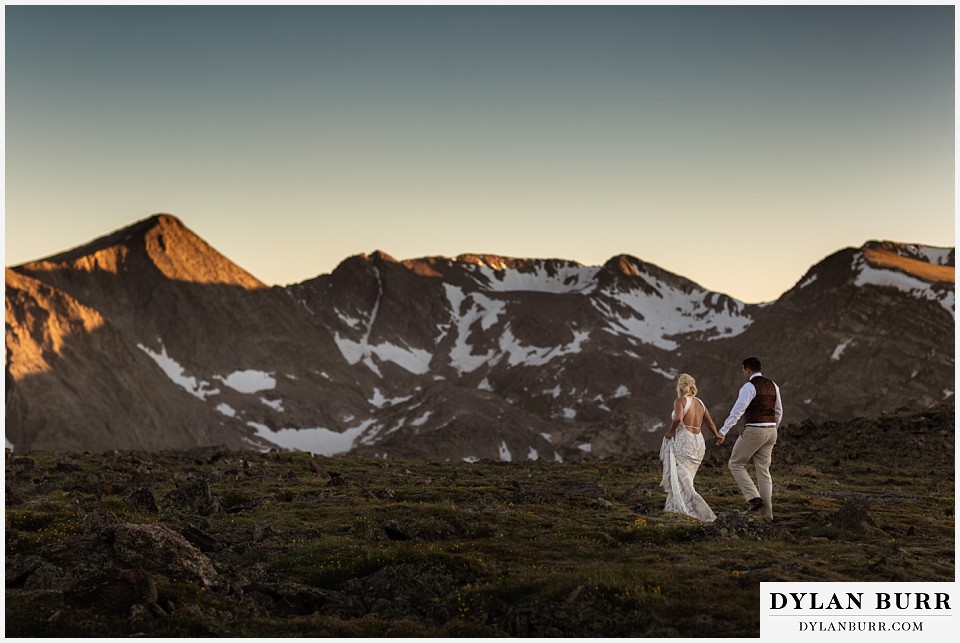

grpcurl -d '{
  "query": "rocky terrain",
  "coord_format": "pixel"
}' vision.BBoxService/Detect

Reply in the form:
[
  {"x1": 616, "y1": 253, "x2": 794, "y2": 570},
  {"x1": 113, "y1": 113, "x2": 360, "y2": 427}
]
[
  {"x1": 4, "y1": 403, "x2": 955, "y2": 636},
  {"x1": 5, "y1": 214, "x2": 955, "y2": 458}
]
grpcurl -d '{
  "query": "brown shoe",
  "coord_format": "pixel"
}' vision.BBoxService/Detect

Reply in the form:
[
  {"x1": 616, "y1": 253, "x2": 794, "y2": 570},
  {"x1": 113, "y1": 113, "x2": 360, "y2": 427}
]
[{"x1": 747, "y1": 497, "x2": 764, "y2": 512}]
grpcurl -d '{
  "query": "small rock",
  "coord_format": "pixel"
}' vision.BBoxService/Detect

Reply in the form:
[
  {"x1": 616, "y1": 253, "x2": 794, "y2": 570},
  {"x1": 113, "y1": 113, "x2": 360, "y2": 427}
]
[
  {"x1": 69, "y1": 569, "x2": 158, "y2": 615},
  {"x1": 252, "y1": 524, "x2": 274, "y2": 542},
  {"x1": 245, "y1": 580, "x2": 340, "y2": 617},
  {"x1": 127, "y1": 487, "x2": 160, "y2": 513},
  {"x1": 185, "y1": 447, "x2": 226, "y2": 465},
  {"x1": 149, "y1": 603, "x2": 168, "y2": 618},
  {"x1": 383, "y1": 520, "x2": 411, "y2": 541},
  {"x1": 163, "y1": 478, "x2": 221, "y2": 516},
  {"x1": 80, "y1": 508, "x2": 121, "y2": 534},
  {"x1": 10, "y1": 455, "x2": 35, "y2": 470},
  {"x1": 828, "y1": 500, "x2": 877, "y2": 535},
  {"x1": 23, "y1": 561, "x2": 65, "y2": 590},
  {"x1": 6, "y1": 485, "x2": 25, "y2": 506},
  {"x1": 180, "y1": 526, "x2": 222, "y2": 553},
  {"x1": 55, "y1": 458, "x2": 83, "y2": 472},
  {"x1": 182, "y1": 604, "x2": 203, "y2": 618},
  {"x1": 5, "y1": 555, "x2": 41, "y2": 588},
  {"x1": 189, "y1": 621, "x2": 217, "y2": 637}
]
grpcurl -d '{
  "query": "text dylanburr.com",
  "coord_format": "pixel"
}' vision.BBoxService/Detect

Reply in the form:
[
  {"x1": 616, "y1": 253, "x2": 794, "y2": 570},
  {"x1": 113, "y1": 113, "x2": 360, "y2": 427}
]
[{"x1": 761, "y1": 582, "x2": 956, "y2": 638}]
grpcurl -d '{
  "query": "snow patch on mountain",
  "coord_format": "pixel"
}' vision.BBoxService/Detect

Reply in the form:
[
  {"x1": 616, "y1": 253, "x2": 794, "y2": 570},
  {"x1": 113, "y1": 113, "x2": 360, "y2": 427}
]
[
  {"x1": 336, "y1": 309, "x2": 365, "y2": 330},
  {"x1": 385, "y1": 418, "x2": 407, "y2": 436},
  {"x1": 798, "y1": 273, "x2": 818, "y2": 289},
  {"x1": 918, "y1": 247, "x2": 953, "y2": 266},
  {"x1": 369, "y1": 388, "x2": 413, "y2": 409},
  {"x1": 614, "y1": 385, "x2": 630, "y2": 398},
  {"x1": 446, "y1": 285, "x2": 506, "y2": 331},
  {"x1": 216, "y1": 370, "x2": 276, "y2": 394},
  {"x1": 499, "y1": 440, "x2": 513, "y2": 462},
  {"x1": 854, "y1": 257, "x2": 954, "y2": 315},
  {"x1": 261, "y1": 397, "x2": 284, "y2": 412},
  {"x1": 216, "y1": 403, "x2": 237, "y2": 418},
  {"x1": 499, "y1": 327, "x2": 589, "y2": 367},
  {"x1": 936, "y1": 291, "x2": 955, "y2": 316},
  {"x1": 528, "y1": 447, "x2": 539, "y2": 460},
  {"x1": 890, "y1": 244, "x2": 954, "y2": 266},
  {"x1": 445, "y1": 285, "x2": 507, "y2": 373},
  {"x1": 138, "y1": 342, "x2": 220, "y2": 399},
  {"x1": 471, "y1": 263, "x2": 598, "y2": 294},
  {"x1": 248, "y1": 419, "x2": 376, "y2": 455},
  {"x1": 332, "y1": 265, "x2": 397, "y2": 376},
  {"x1": 355, "y1": 422, "x2": 385, "y2": 446},
  {"x1": 650, "y1": 364, "x2": 679, "y2": 379},
  {"x1": 597, "y1": 277, "x2": 752, "y2": 350},
  {"x1": 411, "y1": 410, "x2": 432, "y2": 427},
  {"x1": 831, "y1": 339, "x2": 853, "y2": 361},
  {"x1": 335, "y1": 335, "x2": 433, "y2": 375}
]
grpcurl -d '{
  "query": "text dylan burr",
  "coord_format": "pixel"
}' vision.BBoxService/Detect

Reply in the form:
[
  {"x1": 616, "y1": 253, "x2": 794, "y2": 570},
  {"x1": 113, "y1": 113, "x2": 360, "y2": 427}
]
[{"x1": 770, "y1": 592, "x2": 951, "y2": 610}]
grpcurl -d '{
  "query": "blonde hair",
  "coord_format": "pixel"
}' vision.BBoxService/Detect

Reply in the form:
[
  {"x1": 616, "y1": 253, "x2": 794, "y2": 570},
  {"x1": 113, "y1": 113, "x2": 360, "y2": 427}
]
[{"x1": 676, "y1": 373, "x2": 698, "y2": 398}]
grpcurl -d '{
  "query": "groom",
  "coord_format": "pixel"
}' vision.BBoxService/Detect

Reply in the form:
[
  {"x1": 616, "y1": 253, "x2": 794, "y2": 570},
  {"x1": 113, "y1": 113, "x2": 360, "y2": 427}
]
[{"x1": 715, "y1": 357, "x2": 782, "y2": 519}]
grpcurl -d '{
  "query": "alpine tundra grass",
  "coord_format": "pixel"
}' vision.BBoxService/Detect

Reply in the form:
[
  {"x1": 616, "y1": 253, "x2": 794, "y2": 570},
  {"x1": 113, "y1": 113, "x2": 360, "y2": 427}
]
[{"x1": 5, "y1": 403, "x2": 954, "y2": 637}]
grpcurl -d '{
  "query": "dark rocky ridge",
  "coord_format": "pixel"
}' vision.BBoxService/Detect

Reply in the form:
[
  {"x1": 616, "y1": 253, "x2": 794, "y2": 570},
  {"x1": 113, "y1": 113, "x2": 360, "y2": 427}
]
[{"x1": 5, "y1": 214, "x2": 955, "y2": 458}]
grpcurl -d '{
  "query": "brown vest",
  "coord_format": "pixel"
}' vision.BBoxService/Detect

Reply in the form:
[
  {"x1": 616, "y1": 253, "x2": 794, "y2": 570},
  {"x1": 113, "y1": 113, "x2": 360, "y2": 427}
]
[{"x1": 744, "y1": 376, "x2": 778, "y2": 424}]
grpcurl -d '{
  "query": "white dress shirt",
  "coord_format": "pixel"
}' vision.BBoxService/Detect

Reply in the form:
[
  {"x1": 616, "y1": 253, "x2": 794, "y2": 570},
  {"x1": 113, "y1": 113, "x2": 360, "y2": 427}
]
[{"x1": 719, "y1": 372, "x2": 783, "y2": 436}]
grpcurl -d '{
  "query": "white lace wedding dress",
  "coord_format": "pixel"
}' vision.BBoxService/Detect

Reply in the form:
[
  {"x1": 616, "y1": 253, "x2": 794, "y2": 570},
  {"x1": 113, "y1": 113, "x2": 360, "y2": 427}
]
[{"x1": 659, "y1": 396, "x2": 716, "y2": 522}]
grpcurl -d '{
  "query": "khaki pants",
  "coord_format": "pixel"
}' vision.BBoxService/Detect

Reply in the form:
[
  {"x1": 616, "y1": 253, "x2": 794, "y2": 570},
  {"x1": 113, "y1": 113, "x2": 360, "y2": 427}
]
[{"x1": 728, "y1": 425, "x2": 777, "y2": 518}]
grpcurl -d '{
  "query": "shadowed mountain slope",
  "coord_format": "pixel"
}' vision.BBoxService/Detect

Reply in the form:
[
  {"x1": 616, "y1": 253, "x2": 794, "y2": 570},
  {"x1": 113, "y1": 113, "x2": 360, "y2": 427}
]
[{"x1": 5, "y1": 215, "x2": 954, "y2": 458}]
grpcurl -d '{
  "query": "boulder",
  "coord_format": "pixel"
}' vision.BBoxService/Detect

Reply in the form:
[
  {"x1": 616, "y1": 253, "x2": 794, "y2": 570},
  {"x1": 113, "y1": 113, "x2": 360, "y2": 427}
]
[
  {"x1": 163, "y1": 478, "x2": 220, "y2": 516},
  {"x1": 68, "y1": 569, "x2": 158, "y2": 615},
  {"x1": 112, "y1": 523, "x2": 219, "y2": 587}
]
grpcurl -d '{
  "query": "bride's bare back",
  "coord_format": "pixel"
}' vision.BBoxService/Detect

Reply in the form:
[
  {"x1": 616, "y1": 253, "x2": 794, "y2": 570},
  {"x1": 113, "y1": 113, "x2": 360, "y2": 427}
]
[{"x1": 676, "y1": 396, "x2": 718, "y2": 435}]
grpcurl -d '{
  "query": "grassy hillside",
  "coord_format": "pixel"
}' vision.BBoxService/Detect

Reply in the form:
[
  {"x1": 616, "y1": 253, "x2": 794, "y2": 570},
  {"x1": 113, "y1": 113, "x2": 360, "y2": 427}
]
[{"x1": 5, "y1": 403, "x2": 954, "y2": 637}]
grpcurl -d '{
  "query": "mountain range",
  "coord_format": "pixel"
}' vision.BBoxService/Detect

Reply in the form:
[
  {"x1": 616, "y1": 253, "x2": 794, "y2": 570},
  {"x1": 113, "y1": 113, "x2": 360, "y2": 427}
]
[{"x1": 5, "y1": 214, "x2": 954, "y2": 460}]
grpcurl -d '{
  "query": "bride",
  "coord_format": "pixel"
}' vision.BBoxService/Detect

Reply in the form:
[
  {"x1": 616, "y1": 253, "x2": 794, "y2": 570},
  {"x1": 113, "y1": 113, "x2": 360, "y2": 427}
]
[{"x1": 659, "y1": 373, "x2": 722, "y2": 522}]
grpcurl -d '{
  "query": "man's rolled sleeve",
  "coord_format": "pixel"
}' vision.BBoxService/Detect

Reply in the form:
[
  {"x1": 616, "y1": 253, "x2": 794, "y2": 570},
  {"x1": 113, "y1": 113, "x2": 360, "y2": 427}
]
[{"x1": 720, "y1": 383, "x2": 755, "y2": 436}]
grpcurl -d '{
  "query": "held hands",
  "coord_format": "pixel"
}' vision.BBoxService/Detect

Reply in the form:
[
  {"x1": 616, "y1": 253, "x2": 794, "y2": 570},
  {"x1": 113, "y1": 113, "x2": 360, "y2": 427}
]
[{"x1": 714, "y1": 434, "x2": 725, "y2": 446}]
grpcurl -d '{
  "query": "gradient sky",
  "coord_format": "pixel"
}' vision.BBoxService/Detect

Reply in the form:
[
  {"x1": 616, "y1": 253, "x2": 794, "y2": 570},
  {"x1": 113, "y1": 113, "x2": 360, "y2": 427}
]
[{"x1": 4, "y1": 5, "x2": 955, "y2": 302}]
